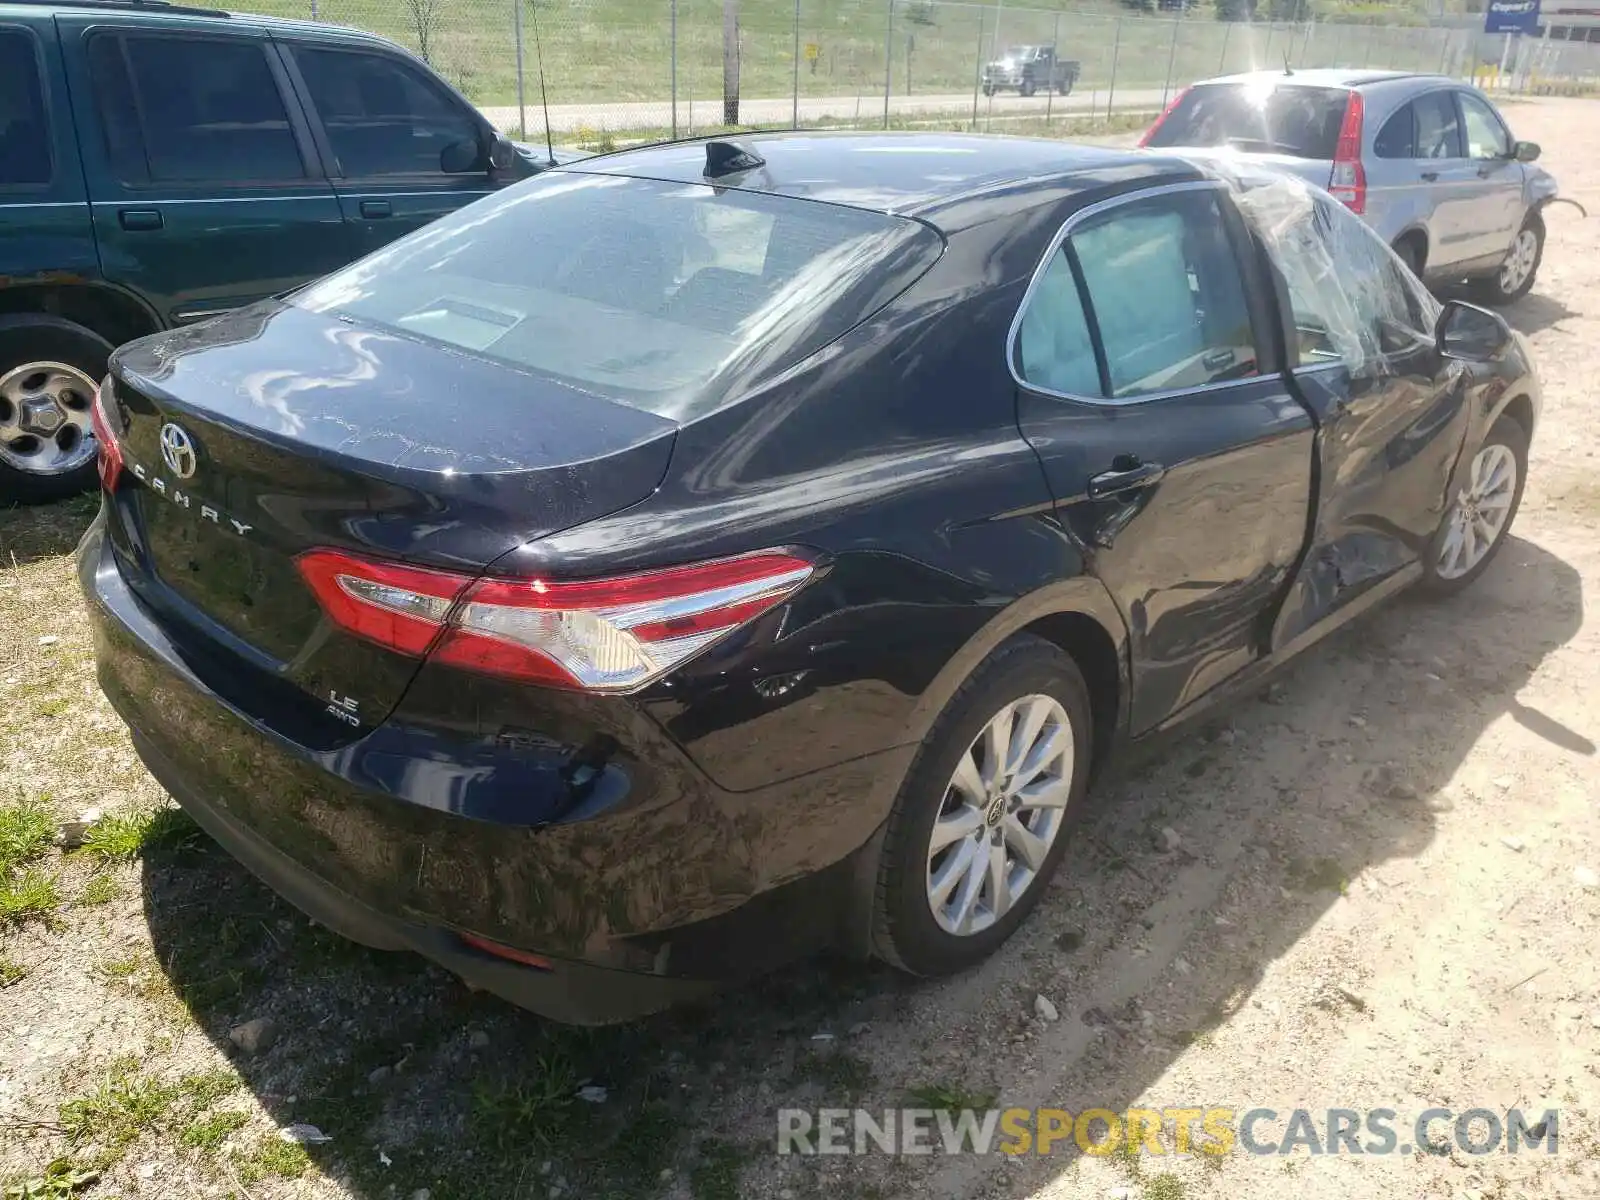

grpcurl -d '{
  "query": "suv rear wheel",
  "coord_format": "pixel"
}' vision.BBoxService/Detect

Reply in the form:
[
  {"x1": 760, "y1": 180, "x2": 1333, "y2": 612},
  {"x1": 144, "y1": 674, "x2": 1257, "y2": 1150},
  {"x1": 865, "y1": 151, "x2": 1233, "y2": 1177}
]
[
  {"x1": 872, "y1": 635, "x2": 1091, "y2": 976},
  {"x1": 0, "y1": 315, "x2": 112, "y2": 504}
]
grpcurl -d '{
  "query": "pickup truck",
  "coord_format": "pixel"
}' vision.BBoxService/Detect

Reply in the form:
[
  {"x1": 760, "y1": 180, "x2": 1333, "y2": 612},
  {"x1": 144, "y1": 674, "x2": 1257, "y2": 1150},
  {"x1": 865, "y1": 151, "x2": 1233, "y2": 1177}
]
[
  {"x1": 981, "y1": 45, "x2": 1081, "y2": 97},
  {"x1": 0, "y1": 0, "x2": 563, "y2": 502}
]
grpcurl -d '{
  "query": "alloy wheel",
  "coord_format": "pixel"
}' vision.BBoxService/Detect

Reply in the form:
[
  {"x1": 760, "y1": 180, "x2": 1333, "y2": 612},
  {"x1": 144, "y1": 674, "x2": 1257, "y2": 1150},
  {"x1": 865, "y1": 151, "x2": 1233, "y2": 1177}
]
[
  {"x1": 0, "y1": 361, "x2": 99, "y2": 476},
  {"x1": 925, "y1": 694, "x2": 1072, "y2": 936},
  {"x1": 1499, "y1": 228, "x2": 1539, "y2": 295},
  {"x1": 1436, "y1": 442, "x2": 1517, "y2": 581}
]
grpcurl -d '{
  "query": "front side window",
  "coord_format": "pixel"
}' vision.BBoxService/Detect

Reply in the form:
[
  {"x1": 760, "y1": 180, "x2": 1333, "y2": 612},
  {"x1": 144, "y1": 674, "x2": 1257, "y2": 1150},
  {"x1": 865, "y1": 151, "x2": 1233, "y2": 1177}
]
[
  {"x1": 1014, "y1": 188, "x2": 1259, "y2": 401},
  {"x1": 1458, "y1": 92, "x2": 1511, "y2": 160},
  {"x1": 1238, "y1": 178, "x2": 1437, "y2": 373},
  {"x1": 1412, "y1": 91, "x2": 1464, "y2": 160},
  {"x1": 294, "y1": 48, "x2": 480, "y2": 177},
  {"x1": 91, "y1": 35, "x2": 305, "y2": 183},
  {"x1": 0, "y1": 28, "x2": 50, "y2": 187}
]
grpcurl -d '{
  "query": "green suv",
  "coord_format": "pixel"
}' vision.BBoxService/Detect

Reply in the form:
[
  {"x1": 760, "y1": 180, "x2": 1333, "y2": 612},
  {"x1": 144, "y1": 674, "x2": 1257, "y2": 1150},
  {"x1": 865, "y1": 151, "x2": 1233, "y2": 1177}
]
[{"x1": 0, "y1": 0, "x2": 552, "y2": 502}]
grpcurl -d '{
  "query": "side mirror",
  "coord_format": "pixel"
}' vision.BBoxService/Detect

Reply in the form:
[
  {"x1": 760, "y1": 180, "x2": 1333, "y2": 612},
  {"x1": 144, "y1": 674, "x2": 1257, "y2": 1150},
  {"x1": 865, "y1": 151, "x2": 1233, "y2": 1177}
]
[
  {"x1": 1513, "y1": 140, "x2": 1541, "y2": 162},
  {"x1": 488, "y1": 132, "x2": 517, "y2": 172},
  {"x1": 440, "y1": 137, "x2": 487, "y2": 174},
  {"x1": 1436, "y1": 299, "x2": 1513, "y2": 363}
]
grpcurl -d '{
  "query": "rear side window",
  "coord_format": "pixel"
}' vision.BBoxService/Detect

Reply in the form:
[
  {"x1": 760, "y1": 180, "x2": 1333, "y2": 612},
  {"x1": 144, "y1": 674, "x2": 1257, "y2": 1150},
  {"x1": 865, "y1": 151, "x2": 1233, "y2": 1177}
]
[
  {"x1": 293, "y1": 48, "x2": 480, "y2": 177},
  {"x1": 1413, "y1": 91, "x2": 1464, "y2": 159},
  {"x1": 88, "y1": 35, "x2": 305, "y2": 183},
  {"x1": 1142, "y1": 84, "x2": 1351, "y2": 160},
  {"x1": 0, "y1": 28, "x2": 51, "y2": 187},
  {"x1": 1374, "y1": 102, "x2": 1416, "y2": 159},
  {"x1": 293, "y1": 172, "x2": 943, "y2": 420},
  {"x1": 1015, "y1": 188, "x2": 1259, "y2": 401}
]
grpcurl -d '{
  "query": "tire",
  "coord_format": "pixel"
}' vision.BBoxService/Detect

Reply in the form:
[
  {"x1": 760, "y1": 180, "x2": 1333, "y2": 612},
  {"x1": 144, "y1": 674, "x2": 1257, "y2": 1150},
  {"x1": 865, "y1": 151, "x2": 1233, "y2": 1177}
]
[
  {"x1": 1470, "y1": 213, "x2": 1544, "y2": 306},
  {"x1": 1392, "y1": 235, "x2": 1424, "y2": 279},
  {"x1": 1421, "y1": 414, "x2": 1528, "y2": 597},
  {"x1": 1058, "y1": 77, "x2": 1074, "y2": 95},
  {"x1": 982, "y1": 84, "x2": 996, "y2": 97},
  {"x1": 1020, "y1": 79, "x2": 1037, "y2": 98},
  {"x1": 0, "y1": 315, "x2": 113, "y2": 504},
  {"x1": 872, "y1": 635, "x2": 1093, "y2": 977}
]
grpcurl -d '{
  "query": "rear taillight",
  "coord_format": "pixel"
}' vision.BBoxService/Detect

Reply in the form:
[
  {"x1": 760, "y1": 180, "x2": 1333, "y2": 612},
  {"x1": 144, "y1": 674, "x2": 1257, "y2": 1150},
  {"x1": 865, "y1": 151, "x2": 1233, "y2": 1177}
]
[
  {"x1": 91, "y1": 377, "x2": 123, "y2": 492},
  {"x1": 1138, "y1": 86, "x2": 1190, "y2": 148},
  {"x1": 294, "y1": 549, "x2": 815, "y2": 693},
  {"x1": 1328, "y1": 90, "x2": 1367, "y2": 214}
]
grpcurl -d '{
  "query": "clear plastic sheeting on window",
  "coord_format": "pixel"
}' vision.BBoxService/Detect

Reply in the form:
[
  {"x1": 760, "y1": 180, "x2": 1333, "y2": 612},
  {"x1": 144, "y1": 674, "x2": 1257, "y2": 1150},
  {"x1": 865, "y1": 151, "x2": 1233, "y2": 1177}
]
[{"x1": 1201, "y1": 159, "x2": 1438, "y2": 378}]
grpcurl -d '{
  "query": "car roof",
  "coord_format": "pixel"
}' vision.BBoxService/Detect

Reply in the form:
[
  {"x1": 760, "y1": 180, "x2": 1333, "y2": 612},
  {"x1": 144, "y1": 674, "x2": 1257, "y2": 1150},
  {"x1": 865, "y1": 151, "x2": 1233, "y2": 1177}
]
[
  {"x1": 573, "y1": 131, "x2": 1195, "y2": 223},
  {"x1": 0, "y1": 0, "x2": 391, "y2": 42},
  {"x1": 1197, "y1": 67, "x2": 1452, "y2": 91}
]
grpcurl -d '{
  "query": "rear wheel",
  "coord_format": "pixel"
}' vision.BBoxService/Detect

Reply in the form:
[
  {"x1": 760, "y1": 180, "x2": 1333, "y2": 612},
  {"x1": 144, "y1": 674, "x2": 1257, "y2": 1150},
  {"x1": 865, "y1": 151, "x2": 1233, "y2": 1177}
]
[
  {"x1": 1019, "y1": 79, "x2": 1037, "y2": 98},
  {"x1": 872, "y1": 635, "x2": 1091, "y2": 976},
  {"x1": 982, "y1": 84, "x2": 996, "y2": 97},
  {"x1": 1421, "y1": 415, "x2": 1528, "y2": 596},
  {"x1": 1058, "y1": 76, "x2": 1074, "y2": 95},
  {"x1": 0, "y1": 316, "x2": 112, "y2": 504},
  {"x1": 1392, "y1": 235, "x2": 1424, "y2": 279},
  {"x1": 1471, "y1": 214, "x2": 1543, "y2": 306}
]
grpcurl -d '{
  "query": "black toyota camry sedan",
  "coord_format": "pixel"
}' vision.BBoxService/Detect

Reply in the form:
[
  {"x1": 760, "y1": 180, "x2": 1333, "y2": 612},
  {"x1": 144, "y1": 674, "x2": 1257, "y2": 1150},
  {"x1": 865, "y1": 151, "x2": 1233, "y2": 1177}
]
[{"x1": 80, "y1": 132, "x2": 1539, "y2": 1024}]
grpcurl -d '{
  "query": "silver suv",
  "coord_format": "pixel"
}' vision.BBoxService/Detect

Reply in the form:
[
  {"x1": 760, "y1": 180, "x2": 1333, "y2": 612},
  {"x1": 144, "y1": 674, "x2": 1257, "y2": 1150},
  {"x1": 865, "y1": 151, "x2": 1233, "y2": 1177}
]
[{"x1": 1140, "y1": 69, "x2": 1560, "y2": 305}]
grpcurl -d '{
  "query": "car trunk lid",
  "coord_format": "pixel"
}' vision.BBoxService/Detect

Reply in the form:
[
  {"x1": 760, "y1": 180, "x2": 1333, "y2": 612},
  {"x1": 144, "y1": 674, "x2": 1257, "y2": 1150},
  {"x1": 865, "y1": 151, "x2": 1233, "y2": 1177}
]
[{"x1": 103, "y1": 302, "x2": 676, "y2": 736}]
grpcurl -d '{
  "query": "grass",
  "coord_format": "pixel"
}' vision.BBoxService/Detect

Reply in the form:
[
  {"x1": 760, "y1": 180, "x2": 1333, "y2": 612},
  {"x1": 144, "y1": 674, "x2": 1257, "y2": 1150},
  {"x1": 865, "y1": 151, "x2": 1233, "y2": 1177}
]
[
  {"x1": 0, "y1": 955, "x2": 26, "y2": 987},
  {"x1": 688, "y1": 1138, "x2": 751, "y2": 1200},
  {"x1": 235, "y1": 1138, "x2": 310, "y2": 1183},
  {"x1": 58, "y1": 1064, "x2": 178, "y2": 1151},
  {"x1": 904, "y1": 1081, "x2": 998, "y2": 1114},
  {"x1": 1, "y1": 1160, "x2": 99, "y2": 1199},
  {"x1": 230, "y1": 0, "x2": 1466, "y2": 116},
  {"x1": 1143, "y1": 1175, "x2": 1188, "y2": 1200},
  {"x1": 0, "y1": 868, "x2": 61, "y2": 925},
  {"x1": 0, "y1": 797, "x2": 55, "y2": 871},
  {"x1": 76, "y1": 875, "x2": 120, "y2": 907},
  {"x1": 181, "y1": 1111, "x2": 249, "y2": 1151},
  {"x1": 470, "y1": 1053, "x2": 581, "y2": 1151},
  {"x1": 796, "y1": 1049, "x2": 876, "y2": 1101},
  {"x1": 81, "y1": 807, "x2": 200, "y2": 863},
  {"x1": 176, "y1": 1069, "x2": 243, "y2": 1108}
]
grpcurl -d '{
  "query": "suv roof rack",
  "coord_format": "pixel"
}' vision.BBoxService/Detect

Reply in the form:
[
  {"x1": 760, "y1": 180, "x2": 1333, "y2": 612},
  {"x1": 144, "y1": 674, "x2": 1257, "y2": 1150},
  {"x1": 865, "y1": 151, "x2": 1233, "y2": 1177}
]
[{"x1": 3, "y1": 0, "x2": 231, "y2": 15}]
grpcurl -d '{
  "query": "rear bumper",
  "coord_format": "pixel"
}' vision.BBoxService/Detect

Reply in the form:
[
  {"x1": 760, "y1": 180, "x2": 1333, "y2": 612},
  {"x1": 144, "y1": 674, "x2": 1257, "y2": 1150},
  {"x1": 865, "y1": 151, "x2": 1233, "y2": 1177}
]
[{"x1": 78, "y1": 514, "x2": 911, "y2": 1022}]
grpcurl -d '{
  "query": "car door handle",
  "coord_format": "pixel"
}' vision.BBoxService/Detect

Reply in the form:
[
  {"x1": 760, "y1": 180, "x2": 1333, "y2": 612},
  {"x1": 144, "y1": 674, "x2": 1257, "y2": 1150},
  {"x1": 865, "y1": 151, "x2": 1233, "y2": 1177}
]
[
  {"x1": 1088, "y1": 457, "x2": 1166, "y2": 499},
  {"x1": 1420, "y1": 170, "x2": 1439, "y2": 182},
  {"x1": 360, "y1": 200, "x2": 393, "y2": 218},
  {"x1": 1477, "y1": 165, "x2": 1494, "y2": 178},
  {"x1": 118, "y1": 208, "x2": 163, "y2": 232}
]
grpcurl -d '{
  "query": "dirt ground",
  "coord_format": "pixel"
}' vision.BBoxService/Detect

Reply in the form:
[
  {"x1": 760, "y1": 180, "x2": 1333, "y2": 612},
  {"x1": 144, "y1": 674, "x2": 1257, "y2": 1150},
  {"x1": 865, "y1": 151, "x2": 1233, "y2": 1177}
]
[{"x1": 2, "y1": 99, "x2": 1598, "y2": 1200}]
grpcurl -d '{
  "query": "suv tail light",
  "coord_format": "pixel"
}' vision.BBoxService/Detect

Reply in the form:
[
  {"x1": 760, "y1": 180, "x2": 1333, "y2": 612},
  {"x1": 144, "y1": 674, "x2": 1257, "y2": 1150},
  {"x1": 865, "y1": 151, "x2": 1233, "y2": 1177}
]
[
  {"x1": 91, "y1": 377, "x2": 123, "y2": 492},
  {"x1": 295, "y1": 549, "x2": 815, "y2": 693},
  {"x1": 1137, "y1": 86, "x2": 1190, "y2": 148},
  {"x1": 1328, "y1": 90, "x2": 1367, "y2": 214}
]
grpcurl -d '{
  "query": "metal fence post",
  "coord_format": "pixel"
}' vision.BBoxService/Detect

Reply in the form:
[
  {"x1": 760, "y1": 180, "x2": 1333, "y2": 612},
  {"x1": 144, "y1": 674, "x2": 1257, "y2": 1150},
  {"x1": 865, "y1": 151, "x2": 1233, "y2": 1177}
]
[
  {"x1": 1046, "y1": 11, "x2": 1060, "y2": 122},
  {"x1": 1364, "y1": 22, "x2": 1377, "y2": 67},
  {"x1": 1161, "y1": 17, "x2": 1180, "y2": 110},
  {"x1": 1218, "y1": 20, "x2": 1232, "y2": 75},
  {"x1": 513, "y1": 0, "x2": 526, "y2": 139},
  {"x1": 792, "y1": 0, "x2": 801, "y2": 126},
  {"x1": 310, "y1": 0, "x2": 317, "y2": 18},
  {"x1": 671, "y1": 0, "x2": 679, "y2": 139},
  {"x1": 1107, "y1": 17, "x2": 1122, "y2": 122},
  {"x1": 882, "y1": 0, "x2": 894, "y2": 130},
  {"x1": 971, "y1": 10, "x2": 985, "y2": 130}
]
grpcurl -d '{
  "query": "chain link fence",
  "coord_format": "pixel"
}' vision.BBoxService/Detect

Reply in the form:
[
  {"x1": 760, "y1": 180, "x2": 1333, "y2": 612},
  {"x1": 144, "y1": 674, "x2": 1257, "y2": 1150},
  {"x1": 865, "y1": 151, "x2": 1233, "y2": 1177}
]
[{"x1": 235, "y1": 0, "x2": 1600, "y2": 145}]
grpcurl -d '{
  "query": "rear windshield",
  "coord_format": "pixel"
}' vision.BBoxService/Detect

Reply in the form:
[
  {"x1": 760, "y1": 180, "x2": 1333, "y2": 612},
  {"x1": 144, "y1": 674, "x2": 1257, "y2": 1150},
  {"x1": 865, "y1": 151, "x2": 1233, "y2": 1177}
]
[
  {"x1": 293, "y1": 172, "x2": 942, "y2": 420},
  {"x1": 1144, "y1": 83, "x2": 1351, "y2": 160}
]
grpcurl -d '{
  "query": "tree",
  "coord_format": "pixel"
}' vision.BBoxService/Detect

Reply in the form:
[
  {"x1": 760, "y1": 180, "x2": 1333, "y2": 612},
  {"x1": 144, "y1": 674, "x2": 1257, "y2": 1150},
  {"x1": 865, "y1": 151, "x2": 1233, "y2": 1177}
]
[
  {"x1": 1214, "y1": 0, "x2": 1256, "y2": 20},
  {"x1": 723, "y1": 0, "x2": 741, "y2": 126},
  {"x1": 404, "y1": 0, "x2": 444, "y2": 64}
]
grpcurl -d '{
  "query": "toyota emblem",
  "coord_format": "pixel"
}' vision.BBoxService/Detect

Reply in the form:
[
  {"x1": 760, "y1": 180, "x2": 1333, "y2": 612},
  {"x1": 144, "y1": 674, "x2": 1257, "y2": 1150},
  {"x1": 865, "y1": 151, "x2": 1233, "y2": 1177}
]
[{"x1": 159, "y1": 422, "x2": 198, "y2": 479}]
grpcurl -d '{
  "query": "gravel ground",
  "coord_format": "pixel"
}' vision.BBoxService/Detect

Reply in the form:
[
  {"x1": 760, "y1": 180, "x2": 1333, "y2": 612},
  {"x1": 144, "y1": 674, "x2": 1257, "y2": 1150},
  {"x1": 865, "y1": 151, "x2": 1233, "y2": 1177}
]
[{"x1": 2, "y1": 98, "x2": 1598, "y2": 1200}]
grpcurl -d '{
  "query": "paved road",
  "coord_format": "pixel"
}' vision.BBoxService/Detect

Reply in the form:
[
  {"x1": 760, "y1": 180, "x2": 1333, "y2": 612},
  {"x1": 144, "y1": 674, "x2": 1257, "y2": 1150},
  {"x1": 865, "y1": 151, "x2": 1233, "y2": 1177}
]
[{"x1": 481, "y1": 85, "x2": 1171, "y2": 135}]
